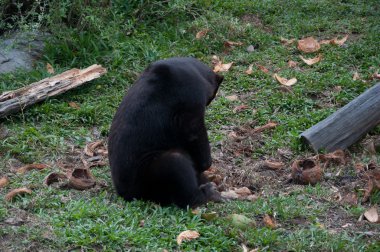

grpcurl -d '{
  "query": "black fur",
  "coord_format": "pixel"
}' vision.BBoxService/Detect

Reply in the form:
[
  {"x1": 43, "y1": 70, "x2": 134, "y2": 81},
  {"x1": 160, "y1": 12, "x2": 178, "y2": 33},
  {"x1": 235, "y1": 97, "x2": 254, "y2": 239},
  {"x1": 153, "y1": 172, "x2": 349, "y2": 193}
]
[{"x1": 108, "y1": 57, "x2": 223, "y2": 208}]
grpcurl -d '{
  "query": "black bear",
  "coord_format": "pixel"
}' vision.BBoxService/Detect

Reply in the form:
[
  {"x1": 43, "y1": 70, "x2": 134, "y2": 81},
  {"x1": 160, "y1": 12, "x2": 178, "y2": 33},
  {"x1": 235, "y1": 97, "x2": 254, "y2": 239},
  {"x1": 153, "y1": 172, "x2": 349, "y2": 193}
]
[{"x1": 108, "y1": 57, "x2": 223, "y2": 208}]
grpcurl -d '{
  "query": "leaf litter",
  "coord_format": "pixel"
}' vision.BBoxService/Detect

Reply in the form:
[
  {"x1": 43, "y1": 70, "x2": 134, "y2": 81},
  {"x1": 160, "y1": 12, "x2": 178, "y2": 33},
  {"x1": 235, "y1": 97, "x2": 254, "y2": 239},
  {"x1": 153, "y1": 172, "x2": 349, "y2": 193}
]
[{"x1": 176, "y1": 230, "x2": 200, "y2": 245}]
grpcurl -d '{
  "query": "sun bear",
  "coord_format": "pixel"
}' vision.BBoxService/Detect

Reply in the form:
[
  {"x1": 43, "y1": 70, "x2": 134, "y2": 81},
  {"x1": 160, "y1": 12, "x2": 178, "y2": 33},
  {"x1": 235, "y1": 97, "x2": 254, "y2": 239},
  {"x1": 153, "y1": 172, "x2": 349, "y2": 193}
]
[{"x1": 108, "y1": 57, "x2": 223, "y2": 208}]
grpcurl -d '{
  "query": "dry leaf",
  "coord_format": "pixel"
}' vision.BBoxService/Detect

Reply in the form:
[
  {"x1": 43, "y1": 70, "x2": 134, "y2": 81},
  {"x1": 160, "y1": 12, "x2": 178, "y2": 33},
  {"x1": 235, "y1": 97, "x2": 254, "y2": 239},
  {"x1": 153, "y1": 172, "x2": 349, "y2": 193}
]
[
  {"x1": 246, "y1": 194, "x2": 259, "y2": 202},
  {"x1": 299, "y1": 54, "x2": 322, "y2": 66},
  {"x1": 233, "y1": 105, "x2": 249, "y2": 113},
  {"x1": 245, "y1": 64, "x2": 253, "y2": 75},
  {"x1": 251, "y1": 122, "x2": 278, "y2": 134},
  {"x1": 258, "y1": 65, "x2": 269, "y2": 74},
  {"x1": 221, "y1": 190, "x2": 240, "y2": 199},
  {"x1": 67, "y1": 168, "x2": 96, "y2": 190},
  {"x1": 274, "y1": 74, "x2": 297, "y2": 86},
  {"x1": 362, "y1": 168, "x2": 380, "y2": 202},
  {"x1": 340, "y1": 192, "x2": 358, "y2": 206},
  {"x1": 44, "y1": 172, "x2": 68, "y2": 186},
  {"x1": 224, "y1": 41, "x2": 243, "y2": 47},
  {"x1": 229, "y1": 214, "x2": 255, "y2": 229},
  {"x1": 297, "y1": 37, "x2": 320, "y2": 53},
  {"x1": 16, "y1": 164, "x2": 48, "y2": 174},
  {"x1": 288, "y1": 60, "x2": 298, "y2": 68},
  {"x1": 242, "y1": 244, "x2": 249, "y2": 252},
  {"x1": 263, "y1": 214, "x2": 276, "y2": 229},
  {"x1": 372, "y1": 71, "x2": 380, "y2": 79},
  {"x1": 316, "y1": 149, "x2": 345, "y2": 165},
  {"x1": 46, "y1": 63, "x2": 55, "y2": 74},
  {"x1": 226, "y1": 95, "x2": 239, "y2": 101},
  {"x1": 69, "y1": 102, "x2": 80, "y2": 109},
  {"x1": 363, "y1": 207, "x2": 379, "y2": 223},
  {"x1": 320, "y1": 39, "x2": 332, "y2": 45},
  {"x1": 280, "y1": 37, "x2": 295, "y2": 46},
  {"x1": 214, "y1": 62, "x2": 233, "y2": 73},
  {"x1": 262, "y1": 161, "x2": 285, "y2": 170},
  {"x1": 196, "y1": 29, "x2": 209, "y2": 39},
  {"x1": 0, "y1": 176, "x2": 9, "y2": 188},
  {"x1": 331, "y1": 35, "x2": 349, "y2": 46},
  {"x1": 84, "y1": 140, "x2": 104, "y2": 157},
  {"x1": 176, "y1": 230, "x2": 200, "y2": 245},
  {"x1": 353, "y1": 71, "x2": 360, "y2": 80},
  {"x1": 291, "y1": 159, "x2": 323, "y2": 185},
  {"x1": 234, "y1": 187, "x2": 252, "y2": 197},
  {"x1": 5, "y1": 187, "x2": 32, "y2": 201},
  {"x1": 203, "y1": 167, "x2": 223, "y2": 185},
  {"x1": 355, "y1": 163, "x2": 366, "y2": 173}
]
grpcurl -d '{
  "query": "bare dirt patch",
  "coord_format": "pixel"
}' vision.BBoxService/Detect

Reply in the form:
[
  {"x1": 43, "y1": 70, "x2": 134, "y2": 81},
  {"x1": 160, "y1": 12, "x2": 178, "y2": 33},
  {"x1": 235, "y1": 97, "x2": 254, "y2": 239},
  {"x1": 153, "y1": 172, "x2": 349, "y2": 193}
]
[{"x1": 240, "y1": 14, "x2": 273, "y2": 33}]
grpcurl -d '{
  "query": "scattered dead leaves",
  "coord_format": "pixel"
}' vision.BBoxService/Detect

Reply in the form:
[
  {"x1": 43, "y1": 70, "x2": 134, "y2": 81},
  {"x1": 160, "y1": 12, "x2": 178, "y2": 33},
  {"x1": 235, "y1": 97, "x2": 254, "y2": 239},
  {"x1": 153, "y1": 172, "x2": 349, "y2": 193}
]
[
  {"x1": 212, "y1": 55, "x2": 233, "y2": 73},
  {"x1": 5, "y1": 187, "x2": 32, "y2": 201},
  {"x1": 262, "y1": 160, "x2": 285, "y2": 170},
  {"x1": 224, "y1": 41, "x2": 243, "y2": 48},
  {"x1": 204, "y1": 167, "x2": 223, "y2": 185},
  {"x1": 226, "y1": 95, "x2": 239, "y2": 101},
  {"x1": 263, "y1": 214, "x2": 276, "y2": 229},
  {"x1": 299, "y1": 54, "x2": 322, "y2": 66},
  {"x1": 229, "y1": 214, "x2": 256, "y2": 229},
  {"x1": 176, "y1": 230, "x2": 200, "y2": 245},
  {"x1": 362, "y1": 167, "x2": 380, "y2": 202},
  {"x1": 16, "y1": 163, "x2": 48, "y2": 174},
  {"x1": 221, "y1": 187, "x2": 257, "y2": 201},
  {"x1": 46, "y1": 63, "x2": 55, "y2": 74},
  {"x1": 353, "y1": 71, "x2": 360, "y2": 81},
  {"x1": 245, "y1": 64, "x2": 253, "y2": 75},
  {"x1": 372, "y1": 71, "x2": 380, "y2": 80},
  {"x1": 331, "y1": 35, "x2": 349, "y2": 46},
  {"x1": 280, "y1": 37, "x2": 296, "y2": 46},
  {"x1": 195, "y1": 29, "x2": 209, "y2": 39},
  {"x1": 0, "y1": 176, "x2": 10, "y2": 188},
  {"x1": 315, "y1": 149, "x2": 346, "y2": 166},
  {"x1": 84, "y1": 140, "x2": 107, "y2": 157},
  {"x1": 320, "y1": 35, "x2": 349, "y2": 46},
  {"x1": 68, "y1": 102, "x2": 80, "y2": 109},
  {"x1": 288, "y1": 60, "x2": 298, "y2": 68},
  {"x1": 258, "y1": 65, "x2": 269, "y2": 74},
  {"x1": 233, "y1": 105, "x2": 249, "y2": 113},
  {"x1": 251, "y1": 122, "x2": 278, "y2": 134},
  {"x1": 340, "y1": 192, "x2": 358, "y2": 206},
  {"x1": 297, "y1": 37, "x2": 320, "y2": 53},
  {"x1": 363, "y1": 207, "x2": 379, "y2": 223},
  {"x1": 274, "y1": 74, "x2": 297, "y2": 86}
]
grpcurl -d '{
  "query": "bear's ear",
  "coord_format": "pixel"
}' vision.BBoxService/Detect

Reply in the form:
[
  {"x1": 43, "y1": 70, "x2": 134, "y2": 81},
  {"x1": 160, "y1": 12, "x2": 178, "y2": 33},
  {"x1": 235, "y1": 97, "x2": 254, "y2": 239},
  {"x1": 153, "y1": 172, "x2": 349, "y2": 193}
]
[
  {"x1": 215, "y1": 74, "x2": 224, "y2": 85},
  {"x1": 151, "y1": 63, "x2": 171, "y2": 78}
]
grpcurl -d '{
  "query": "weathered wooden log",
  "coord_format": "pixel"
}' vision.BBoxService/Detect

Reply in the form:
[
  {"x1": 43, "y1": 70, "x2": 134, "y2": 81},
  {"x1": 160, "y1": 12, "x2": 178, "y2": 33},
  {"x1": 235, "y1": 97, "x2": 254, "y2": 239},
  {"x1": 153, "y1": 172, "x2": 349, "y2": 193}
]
[
  {"x1": 301, "y1": 83, "x2": 380, "y2": 152},
  {"x1": 0, "y1": 64, "x2": 107, "y2": 118}
]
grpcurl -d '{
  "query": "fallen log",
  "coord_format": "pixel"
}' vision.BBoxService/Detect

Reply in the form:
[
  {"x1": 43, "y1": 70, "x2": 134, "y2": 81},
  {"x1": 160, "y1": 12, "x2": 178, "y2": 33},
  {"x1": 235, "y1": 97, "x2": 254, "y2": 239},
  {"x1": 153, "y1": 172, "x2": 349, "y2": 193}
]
[
  {"x1": 0, "y1": 64, "x2": 107, "y2": 118},
  {"x1": 301, "y1": 83, "x2": 380, "y2": 152}
]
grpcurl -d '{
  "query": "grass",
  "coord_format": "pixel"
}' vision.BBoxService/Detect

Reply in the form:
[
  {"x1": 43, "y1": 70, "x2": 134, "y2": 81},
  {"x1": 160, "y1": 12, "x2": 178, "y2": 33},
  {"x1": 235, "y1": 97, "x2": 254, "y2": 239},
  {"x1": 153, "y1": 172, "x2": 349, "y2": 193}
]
[{"x1": 1, "y1": 0, "x2": 380, "y2": 251}]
